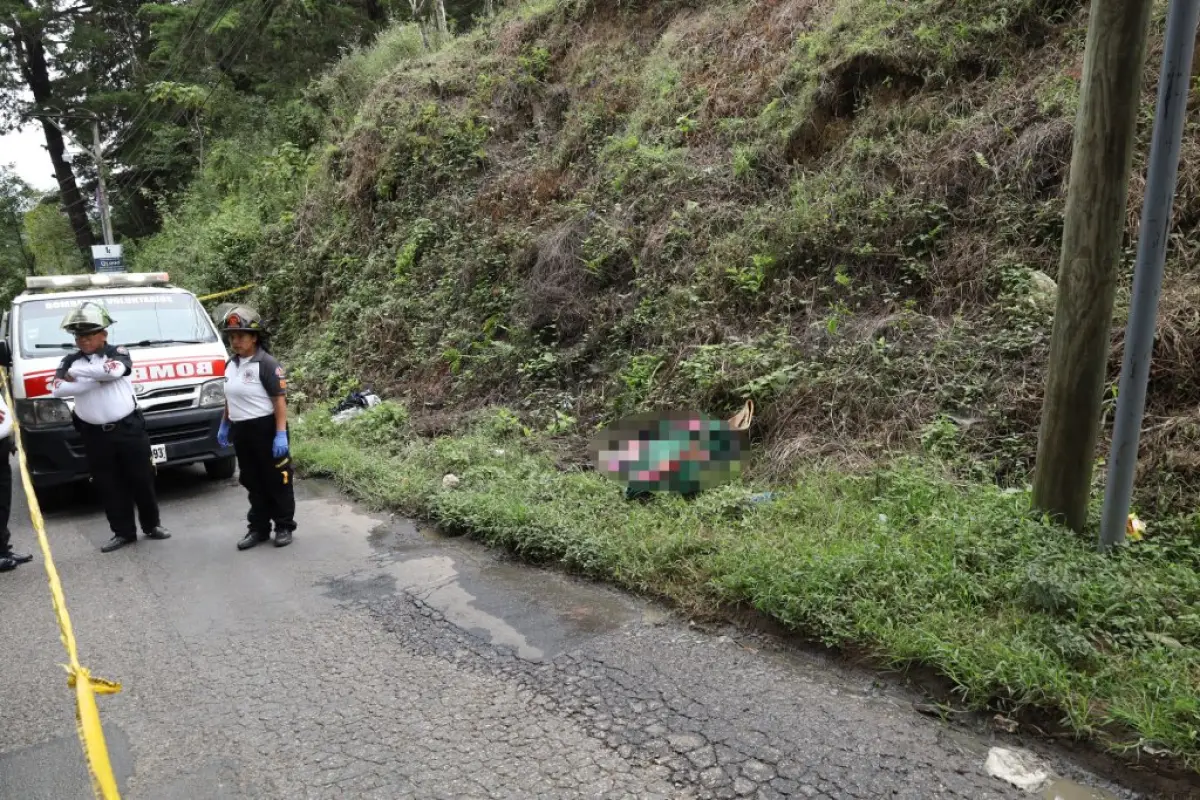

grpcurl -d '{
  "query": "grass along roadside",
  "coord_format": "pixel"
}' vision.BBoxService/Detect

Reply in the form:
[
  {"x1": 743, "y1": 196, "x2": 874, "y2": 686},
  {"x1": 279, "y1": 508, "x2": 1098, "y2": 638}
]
[{"x1": 292, "y1": 401, "x2": 1200, "y2": 772}]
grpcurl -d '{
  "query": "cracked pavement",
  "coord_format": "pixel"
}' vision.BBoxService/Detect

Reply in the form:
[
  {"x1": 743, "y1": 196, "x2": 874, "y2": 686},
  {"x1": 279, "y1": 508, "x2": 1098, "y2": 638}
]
[{"x1": 0, "y1": 467, "x2": 1154, "y2": 798}]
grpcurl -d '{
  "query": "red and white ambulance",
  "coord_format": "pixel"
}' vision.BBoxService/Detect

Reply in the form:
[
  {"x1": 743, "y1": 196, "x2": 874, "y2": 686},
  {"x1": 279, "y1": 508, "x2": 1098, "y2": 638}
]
[{"x1": 0, "y1": 272, "x2": 236, "y2": 491}]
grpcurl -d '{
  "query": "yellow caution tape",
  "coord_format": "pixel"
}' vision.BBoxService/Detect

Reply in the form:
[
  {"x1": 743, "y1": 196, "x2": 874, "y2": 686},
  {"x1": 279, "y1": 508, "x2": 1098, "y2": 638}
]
[
  {"x1": 0, "y1": 367, "x2": 123, "y2": 800},
  {"x1": 197, "y1": 283, "x2": 257, "y2": 303}
]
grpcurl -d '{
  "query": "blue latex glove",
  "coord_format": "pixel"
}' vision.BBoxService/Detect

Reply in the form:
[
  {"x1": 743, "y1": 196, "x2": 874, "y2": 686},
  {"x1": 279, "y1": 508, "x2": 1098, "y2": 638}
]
[
  {"x1": 217, "y1": 418, "x2": 231, "y2": 448},
  {"x1": 272, "y1": 431, "x2": 289, "y2": 459}
]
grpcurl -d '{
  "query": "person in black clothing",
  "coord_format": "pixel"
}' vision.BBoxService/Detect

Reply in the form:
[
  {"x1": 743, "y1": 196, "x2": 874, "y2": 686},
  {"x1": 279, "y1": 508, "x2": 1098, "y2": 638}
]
[
  {"x1": 215, "y1": 306, "x2": 295, "y2": 550},
  {"x1": 0, "y1": 398, "x2": 32, "y2": 572}
]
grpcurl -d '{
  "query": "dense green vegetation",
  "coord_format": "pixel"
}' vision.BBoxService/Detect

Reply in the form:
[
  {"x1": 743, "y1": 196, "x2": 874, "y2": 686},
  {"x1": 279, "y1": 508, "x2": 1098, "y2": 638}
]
[
  {"x1": 135, "y1": 0, "x2": 1200, "y2": 508},
  {"x1": 5, "y1": 0, "x2": 1200, "y2": 773}
]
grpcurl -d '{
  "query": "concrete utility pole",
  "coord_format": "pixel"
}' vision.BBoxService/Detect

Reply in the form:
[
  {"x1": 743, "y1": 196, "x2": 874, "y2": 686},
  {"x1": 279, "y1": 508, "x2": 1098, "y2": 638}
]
[
  {"x1": 30, "y1": 111, "x2": 115, "y2": 246},
  {"x1": 93, "y1": 119, "x2": 114, "y2": 246},
  {"x1": 1032, "y1": 0, "x2": 1155, "y2": 532},
  {"x1": 1099, "y1": 0, "x2": 1200, "y2": 548}
]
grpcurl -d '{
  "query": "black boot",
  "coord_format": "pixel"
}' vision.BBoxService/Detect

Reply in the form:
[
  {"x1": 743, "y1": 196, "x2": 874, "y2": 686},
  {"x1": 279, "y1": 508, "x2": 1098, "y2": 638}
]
[
  {"x1": 238, "y1": 531, "x2": 270, "y2": 551},
  {"x1": 144, "y1": 526, "x2": 171, "y2": 540},
  {"x1": 273, "y1": 528, "x2": 293, "y2": 548},
  {"x1": 4, "y1": 548, "x2": 32, "y2": 564},
  {"x1": 101, "y1": 536, "x2": 135, "y2": 554},
  {"x1": 2, "y1": 530, "x2": 31, "y2": 563},
  {"x1": 0, "y1": 554, "x2": 16, "y2": 572}
]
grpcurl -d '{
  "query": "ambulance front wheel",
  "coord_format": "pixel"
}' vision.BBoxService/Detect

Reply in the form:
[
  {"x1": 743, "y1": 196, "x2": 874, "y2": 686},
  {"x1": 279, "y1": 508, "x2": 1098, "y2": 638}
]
[{"x1": 205, "y1": 456, "x2": 237, "y2": 481}]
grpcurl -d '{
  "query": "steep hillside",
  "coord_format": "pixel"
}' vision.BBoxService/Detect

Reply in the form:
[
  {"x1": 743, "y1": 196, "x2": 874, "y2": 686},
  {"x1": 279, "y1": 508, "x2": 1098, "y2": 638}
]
[
  {"x1": 130, "y1": 0, "x2": 1200, "y2": 775},
  {"x1": 141, "y1": 0, "x2": 1200, "y2": 512}
]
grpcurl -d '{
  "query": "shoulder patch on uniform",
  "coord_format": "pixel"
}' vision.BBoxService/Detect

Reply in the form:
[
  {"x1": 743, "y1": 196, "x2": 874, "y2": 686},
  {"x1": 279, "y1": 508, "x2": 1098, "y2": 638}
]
[
  {"x1": 275, "y1": 366, "x2": 285, "y2": 377},
  {"x1": 115, "y1": 346, "x2": 128, "y2": 355}
]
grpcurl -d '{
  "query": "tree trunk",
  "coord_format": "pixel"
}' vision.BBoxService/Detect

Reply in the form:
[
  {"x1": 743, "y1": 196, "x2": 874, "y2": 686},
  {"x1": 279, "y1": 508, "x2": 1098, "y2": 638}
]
[
  {"x1": 14, "y1": 22, "x2": 95, "y2": 256},
  {"x1": 363, "y1": 0, "x2": 386, "y2": 24},
  {"x1": 409, "y1": 0, "x2": 431, "y2": 49},
  {"x1": 434, "y1": 0, "x2": 448, "y2": 36},
  {"x1": 1031, "y1": 0, "x2": 1155, "y2": 531}
]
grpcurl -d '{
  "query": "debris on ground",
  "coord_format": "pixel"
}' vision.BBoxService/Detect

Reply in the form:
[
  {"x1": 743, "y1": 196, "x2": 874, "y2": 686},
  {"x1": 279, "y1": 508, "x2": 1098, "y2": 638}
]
[
  {"x1": 331, "y1": 387, "x2": 382, "y2": 423},
  {"x1": 992, "y1": 714, "x2": 1020, "y2": 733},
  {"x1": 442, "y1": 473, "x2": 461, "y2": 489},
  {"x1": 986, "y1": 747, "x2": 1052, "y2": 792},
  {"x1": 1125, "y1": 513, "x2": 1147, "y2": 542}
]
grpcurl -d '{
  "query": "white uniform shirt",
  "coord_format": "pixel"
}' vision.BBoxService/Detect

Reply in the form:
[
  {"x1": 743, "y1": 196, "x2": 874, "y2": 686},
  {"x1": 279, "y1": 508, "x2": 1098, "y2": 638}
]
[
  {"x1": 50, "y1": 346, "x2": 137, "y2": 425},
  {"x1": 0, "y1": 388, "x2": 12, "y2": 440},
  {"x1": 224, "y1": 350, "x2": 287, "y2": 422}
]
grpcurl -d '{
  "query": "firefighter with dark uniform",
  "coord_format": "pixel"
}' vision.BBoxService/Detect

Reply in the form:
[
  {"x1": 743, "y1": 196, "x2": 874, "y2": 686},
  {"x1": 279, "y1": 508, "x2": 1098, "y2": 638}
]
[
  {"x1": 50, "y1": 302, "x2": 172, "y2": 553},
  {"x1": 215, "y1": 306, "x2": 296, "y2": 550}
]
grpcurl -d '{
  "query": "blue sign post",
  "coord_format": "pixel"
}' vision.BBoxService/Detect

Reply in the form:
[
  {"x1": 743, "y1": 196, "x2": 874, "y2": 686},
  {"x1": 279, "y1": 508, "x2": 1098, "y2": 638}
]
[{"x1": 91, "y1": 244, "x2": 125, "y2": 273}]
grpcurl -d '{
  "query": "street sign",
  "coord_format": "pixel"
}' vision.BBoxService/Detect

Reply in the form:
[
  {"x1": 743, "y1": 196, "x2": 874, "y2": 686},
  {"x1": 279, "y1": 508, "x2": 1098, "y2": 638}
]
[{"x1": 91, "y1": 244, "x2": 125, "y2": 273}]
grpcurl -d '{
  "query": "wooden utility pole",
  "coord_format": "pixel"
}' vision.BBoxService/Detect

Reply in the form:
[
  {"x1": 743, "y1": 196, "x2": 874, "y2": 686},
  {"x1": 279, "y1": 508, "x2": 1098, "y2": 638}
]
[{"x1": 1032, "y1": 0, "x2": 1155, "y2": 531}]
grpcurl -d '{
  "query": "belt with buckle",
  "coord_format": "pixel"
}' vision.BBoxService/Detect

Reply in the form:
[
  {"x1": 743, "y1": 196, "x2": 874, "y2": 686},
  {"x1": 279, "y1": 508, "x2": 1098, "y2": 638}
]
[{"x1": 81, "y1": 412, "x2": 134, "y2": 433}]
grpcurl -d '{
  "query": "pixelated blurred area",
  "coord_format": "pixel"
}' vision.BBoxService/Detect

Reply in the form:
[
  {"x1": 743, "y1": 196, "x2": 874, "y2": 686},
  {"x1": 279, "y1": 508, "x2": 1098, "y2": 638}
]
[{"x1": 589, "y1": 401, "x2": 754, "y2": 497}]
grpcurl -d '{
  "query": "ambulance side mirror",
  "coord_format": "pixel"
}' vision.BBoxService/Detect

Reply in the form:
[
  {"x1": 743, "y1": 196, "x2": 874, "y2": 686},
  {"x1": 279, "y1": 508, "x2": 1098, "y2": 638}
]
[{"x1": 0, "y1": 341, "x2": 10, "y2": 368}]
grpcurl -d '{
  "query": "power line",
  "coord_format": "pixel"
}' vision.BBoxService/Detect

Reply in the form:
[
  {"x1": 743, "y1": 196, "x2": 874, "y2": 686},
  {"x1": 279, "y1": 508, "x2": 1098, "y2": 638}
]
[
  {"x1": 117, "y1": 7, "x2": 208, "y2": 140},
  {"x1": 110, "y1": 0, "x2": 266, "y2": 199},
  {"x1": 113, "y1": 0, "x2": 277, "y2": 203},
  {"x1": 112, "y1": 0, "x2": 244, "y2": 162}
]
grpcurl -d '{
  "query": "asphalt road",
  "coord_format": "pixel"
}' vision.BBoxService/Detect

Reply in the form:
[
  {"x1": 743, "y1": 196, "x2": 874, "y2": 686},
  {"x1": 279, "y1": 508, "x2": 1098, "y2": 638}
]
[{"x1": 0, "y1": 463, "x2": 1155, "y2": 799}]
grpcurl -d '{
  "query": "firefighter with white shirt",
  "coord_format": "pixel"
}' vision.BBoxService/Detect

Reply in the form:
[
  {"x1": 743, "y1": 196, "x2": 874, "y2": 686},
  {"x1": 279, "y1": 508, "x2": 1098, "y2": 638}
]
[
  {"x1": 215, "y1": 306, "x2": 295, "y2": 550},
  {"x1": 51, "y1": 302, "x2": 171, "y2": 553}
]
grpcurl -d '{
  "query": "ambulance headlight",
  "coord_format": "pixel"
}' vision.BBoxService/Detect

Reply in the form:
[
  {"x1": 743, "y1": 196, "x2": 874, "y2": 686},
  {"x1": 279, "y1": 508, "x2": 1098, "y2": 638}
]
[
  {"x1": 16, "y1": 399, "x2": 73, "y2": 428},
  {"x1": 199, "y1": 379, "x2": 226, "y2": 408}
]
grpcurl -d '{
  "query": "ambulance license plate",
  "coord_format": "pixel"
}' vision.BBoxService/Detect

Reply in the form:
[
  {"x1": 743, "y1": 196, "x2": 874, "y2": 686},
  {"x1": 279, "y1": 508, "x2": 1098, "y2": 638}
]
[{"x1": 151, "y1": 444, "x2": 167, "y2": 465}]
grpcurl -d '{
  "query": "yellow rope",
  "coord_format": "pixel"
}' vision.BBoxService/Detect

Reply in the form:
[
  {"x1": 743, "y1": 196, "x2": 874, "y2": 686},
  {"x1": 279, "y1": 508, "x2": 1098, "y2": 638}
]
[{"x1": 0, "y1": 367, "x2": 122, "y2": 799}]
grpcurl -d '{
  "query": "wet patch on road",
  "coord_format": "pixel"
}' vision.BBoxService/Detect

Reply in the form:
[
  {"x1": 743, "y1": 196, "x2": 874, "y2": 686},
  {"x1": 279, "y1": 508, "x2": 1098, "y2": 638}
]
[
  {"x1": 1043, "y1": 779, "x2": 1120, "y2": 800},
  {"x1": 325, "y1": 508, "x2": 640, "y2": 662}
]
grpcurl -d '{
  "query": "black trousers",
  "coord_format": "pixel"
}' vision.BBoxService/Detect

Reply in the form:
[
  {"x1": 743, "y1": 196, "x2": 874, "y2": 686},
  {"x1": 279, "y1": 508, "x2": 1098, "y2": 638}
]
[
  {"x1": 77, "y1": 412, "x2": 161, "y2": 540},
  {"x1": 0, "y1": 436, "x2": 11, "y2": 553},
  {"x1": 231, "y1": 414, "x2": 295, "y2": 535}
]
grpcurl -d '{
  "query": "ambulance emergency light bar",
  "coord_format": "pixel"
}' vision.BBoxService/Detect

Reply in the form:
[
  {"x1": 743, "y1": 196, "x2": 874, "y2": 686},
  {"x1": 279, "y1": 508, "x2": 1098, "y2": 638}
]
[{"x1": 25, "y1": 272, "x2": 171, "y2": 291}]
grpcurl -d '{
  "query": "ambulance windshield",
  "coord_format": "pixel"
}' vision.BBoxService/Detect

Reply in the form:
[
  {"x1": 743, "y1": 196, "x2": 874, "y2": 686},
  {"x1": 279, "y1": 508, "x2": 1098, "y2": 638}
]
[{"x1": 17, "y1": 292, "x2": 218, "y2": 358}]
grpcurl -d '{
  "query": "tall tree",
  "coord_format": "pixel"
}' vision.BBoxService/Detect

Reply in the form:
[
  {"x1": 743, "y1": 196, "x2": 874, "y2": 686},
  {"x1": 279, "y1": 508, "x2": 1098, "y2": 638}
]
[
  {"x1": 109, "y1": 0, "x2": 396, "y2": 208},
  {"x1": 1, "y1": 0, "x2": 96, "y2": 254},
  {"x1": 0, "y1": 165, "x2": 36, "y2": 290},
  {"x1": 24, "y1": 194, "x2": 81, "y2": 273}
]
